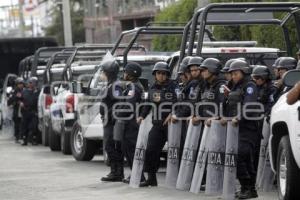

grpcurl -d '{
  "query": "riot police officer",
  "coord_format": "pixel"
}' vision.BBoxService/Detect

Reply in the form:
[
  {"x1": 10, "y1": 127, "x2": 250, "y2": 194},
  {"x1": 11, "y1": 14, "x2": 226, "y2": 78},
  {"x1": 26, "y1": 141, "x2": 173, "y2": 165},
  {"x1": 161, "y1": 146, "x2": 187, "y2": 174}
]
[
  {"x1": 8, "y1": 77, "x2": 24, "y2": 142},
  {"x1": 137, "y1": 62, "x2": 177, "y2": 187},
  {"x1": 272, "y1": 57, "x2": 282, "y2": 80},
  {"x1": 274, "y1": 57, "x2": 297, "y2": 101},
  {"x1": 20, "y1": 77, "x2": 40, "y2": 145},
  {"x1": 224, "y1": 60, "x2": 259, "y2": 199},
  {"x1": 251, "y1": 65, "x2": 276, "y2": 121},
  {"x1": 115, "y1": 62, "x2": 144, "y2": 183},
  {"x1": 193, "y1": 58, "x2": 226, "y2": 125},
  {"x1": 100, "y1": 60, "x2": 124, "y2": 182},
  {"x1": 251, "y1": 65, "x2": 277, "y2": 171}
]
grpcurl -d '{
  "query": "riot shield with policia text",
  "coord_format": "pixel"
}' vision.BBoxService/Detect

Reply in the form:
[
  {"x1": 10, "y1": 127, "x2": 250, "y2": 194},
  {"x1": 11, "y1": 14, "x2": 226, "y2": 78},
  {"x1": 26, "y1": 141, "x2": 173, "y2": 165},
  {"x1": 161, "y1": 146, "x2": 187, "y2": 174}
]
[
  {"x1": 222, "y1": 121, "x2": 239, "y2": 200},
  {"x1": 165, "y1": 120, "x2": 182, "y2": 189},
  {"x1": 205, "y1": 120, "x2": 227, "y2": 196},
  {"x1": 129, "y1": 113, "x2": 152, "y2": 188},
  {"x1": 176, "y1": 120, "x2": 203, "y2": 191},
  {"x1": 190, "y1": 125, "x2": 211, "y2": 194}
]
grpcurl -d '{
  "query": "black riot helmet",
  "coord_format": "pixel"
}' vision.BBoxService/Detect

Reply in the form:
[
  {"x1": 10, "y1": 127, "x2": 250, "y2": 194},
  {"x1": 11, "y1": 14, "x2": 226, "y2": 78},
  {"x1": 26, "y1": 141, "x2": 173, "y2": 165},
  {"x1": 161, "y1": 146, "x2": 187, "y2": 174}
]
[
  {"x1": 187, "y1": 56, "x2": 204, "y2": 68},
  {"x1": 222, "y1": 58, "x2": 245, "y2": 73},
  {"x1": 251, "y1": 65, "x2": 270, "y2": 80},
  {"x1": 124, "y1": 62, "x2": 142, "y2": 78},
  {"x1": 277, "y1": 57, "x2": 297, "y2": 71},
  {"x1": 152, "y1": 62, "x2": 170, "y2": 76},
  {"x1": 179, "y1": 56, "x2": 192, "y2": 73},
  {"x1": 199, "y1": 58, "x2": 222, "y2": 74},
  {"x1": 272, "y1": 57, "x2": 281, "y2": 68},
  {"x1": 228, "y1": 60, "x2": 251, "y2": 74},
  {"x1": 101, "y1": 60, "x2": 119, "y2": 81}
]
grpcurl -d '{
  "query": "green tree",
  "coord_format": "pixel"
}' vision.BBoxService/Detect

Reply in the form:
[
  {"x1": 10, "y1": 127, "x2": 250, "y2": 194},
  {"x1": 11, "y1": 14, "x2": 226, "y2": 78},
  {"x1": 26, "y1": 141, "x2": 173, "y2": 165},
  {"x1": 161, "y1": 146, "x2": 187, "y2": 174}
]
[
  {"x1": 152, "y1": 0, "x2": 197, "y2": 51},
  {"x1": 44, "y1": 0, "x2": 85, "y2": 45}
]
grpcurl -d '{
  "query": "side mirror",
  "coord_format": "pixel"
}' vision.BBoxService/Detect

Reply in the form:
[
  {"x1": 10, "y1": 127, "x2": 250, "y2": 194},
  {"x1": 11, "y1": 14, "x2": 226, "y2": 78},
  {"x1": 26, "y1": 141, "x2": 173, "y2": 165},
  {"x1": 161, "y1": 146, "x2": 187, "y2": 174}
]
[{"x1": 283, "y1": 70, "x2": 300, "y2": 87}]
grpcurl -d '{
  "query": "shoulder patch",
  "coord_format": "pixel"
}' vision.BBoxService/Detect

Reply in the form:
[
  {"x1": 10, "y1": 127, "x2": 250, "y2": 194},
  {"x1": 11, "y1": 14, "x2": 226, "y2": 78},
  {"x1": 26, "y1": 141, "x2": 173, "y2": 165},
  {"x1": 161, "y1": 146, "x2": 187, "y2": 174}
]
[
  {"x1": 219, "y1": 87, "x2": 224, "y2": 94},
  {"x1": 128, "y1": 90, "x2": 134, "y2": 96},
  {"x1": 246, "y1": 87, "x2": 254, "y2": 94}
]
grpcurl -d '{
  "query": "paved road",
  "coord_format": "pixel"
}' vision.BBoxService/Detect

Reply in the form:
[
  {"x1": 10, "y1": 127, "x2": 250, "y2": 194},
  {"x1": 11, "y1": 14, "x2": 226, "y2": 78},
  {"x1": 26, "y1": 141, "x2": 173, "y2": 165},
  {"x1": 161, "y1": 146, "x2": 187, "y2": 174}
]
[{"x1": 0, "y1": 133, "x2": 277, "y2": 200}]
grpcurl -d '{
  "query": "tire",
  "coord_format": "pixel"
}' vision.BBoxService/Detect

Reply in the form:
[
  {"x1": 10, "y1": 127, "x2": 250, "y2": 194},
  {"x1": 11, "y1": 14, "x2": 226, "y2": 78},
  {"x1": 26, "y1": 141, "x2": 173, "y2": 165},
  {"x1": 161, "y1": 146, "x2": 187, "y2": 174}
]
[
  {"x1": 70, "y1": 122, "x2": 98, "y2": 161},
  {"x1": 277, "y1": 135, "x2": 300, "y2": 200},
  {"x1": 48, "y1": 122, "x2": 61, "y2": 151},
  {"x1": 61, "y1": 128, "x2": 72, "y2": 155},
  {"x1": 41, "y1": 120, "x2": 49, "y2": 146}
]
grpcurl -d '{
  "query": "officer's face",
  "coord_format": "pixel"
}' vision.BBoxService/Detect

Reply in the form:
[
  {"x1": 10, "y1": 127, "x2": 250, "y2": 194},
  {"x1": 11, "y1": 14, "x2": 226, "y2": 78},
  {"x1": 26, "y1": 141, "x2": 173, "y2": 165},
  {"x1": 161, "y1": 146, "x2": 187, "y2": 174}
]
[
  {"x1": 179, "y1": 73, "x2": 187, "y2": 83},
  {"x1": 155, "y1": 71, "x2": 168, "y2": 83},
  {"x1": 274, "y1": 68, "x2": 280, "y2": 79},
  {"x1": 278, "y1": 68, "x2": 287, "y2": 79},
  {"x1": 231, "y1": 70, "x2": 244, "y2": 83},
  {"x1": 252, "y1": 76, "x2": 265, "y2": 86},
  {"x1": 123, "y1": 72, "x2": 129, "y2": 81},
  {"x1": 202, "y1": 69, "x2": 212, "y2": 80},
  {"x1": 184, "y1": 71, "x2": 192, "y2": 81},
  {"x1": 189, "y1": 66, "x2": 200, "y2": 79},
  {"x1": 100, "y1": 71, "x2": 108, "y2": 82},
  {"x1": 224, "y1": 72, "x2": 232, "y2": 81},
  {"x1": 17, "y1": 83, "x2": 24, "y2": 89}
]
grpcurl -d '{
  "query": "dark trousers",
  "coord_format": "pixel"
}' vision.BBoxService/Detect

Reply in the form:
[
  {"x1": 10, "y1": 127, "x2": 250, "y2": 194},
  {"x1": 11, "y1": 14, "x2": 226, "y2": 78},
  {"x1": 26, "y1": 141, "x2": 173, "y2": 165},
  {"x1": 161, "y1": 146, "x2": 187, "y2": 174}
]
[
  {"x1": 122, "y1": 119, "x2": 139, "y2": 169},
  {"x1": 13, "y1": 117, "x2": 21, "y2": 140},
  {"x1": 103, "y1": 123, "x2": 123, "y2": 163},
  {"x1": 21, "y1": 112, "x2": 38, "y2": 143},
  {"x1": 144, "y1": 122, "x2": 168, "y2": 173},
  {"x1": 237, "y1": 140, "x2": 257, "y2": 187}
]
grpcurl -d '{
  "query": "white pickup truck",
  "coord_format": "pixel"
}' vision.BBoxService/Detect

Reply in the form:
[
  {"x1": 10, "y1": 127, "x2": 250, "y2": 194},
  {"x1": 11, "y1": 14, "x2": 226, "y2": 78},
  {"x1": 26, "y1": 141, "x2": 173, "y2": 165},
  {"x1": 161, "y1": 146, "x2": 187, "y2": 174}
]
[{"x1": 270, "y1": 69, "x2": 300, "y2": 200}]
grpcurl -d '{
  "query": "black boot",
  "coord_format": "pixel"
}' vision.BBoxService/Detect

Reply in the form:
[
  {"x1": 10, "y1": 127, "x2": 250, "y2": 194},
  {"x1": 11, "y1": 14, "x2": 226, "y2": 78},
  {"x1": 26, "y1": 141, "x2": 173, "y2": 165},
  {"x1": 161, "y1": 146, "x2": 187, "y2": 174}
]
[
  {"x1": 238, "y1": 186, "x2": 258, "y2": 199},
  {"x1": 21, "y1": 138, "x2": 27, "y2": 146},
  {"x1": 101, "y1": 162, "x2": 123, "y2": 182},
  {"x1": 140, "y1": 173, "x2": 157, "y2": 187}
]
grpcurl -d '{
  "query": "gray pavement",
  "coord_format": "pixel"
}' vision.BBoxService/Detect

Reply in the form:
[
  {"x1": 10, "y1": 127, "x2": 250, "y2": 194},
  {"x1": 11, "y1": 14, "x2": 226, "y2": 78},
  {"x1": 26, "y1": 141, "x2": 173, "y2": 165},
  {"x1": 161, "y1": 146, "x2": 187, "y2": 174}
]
[{"x1": 0, "y1": 133, "x2": 277, "y2": 200}]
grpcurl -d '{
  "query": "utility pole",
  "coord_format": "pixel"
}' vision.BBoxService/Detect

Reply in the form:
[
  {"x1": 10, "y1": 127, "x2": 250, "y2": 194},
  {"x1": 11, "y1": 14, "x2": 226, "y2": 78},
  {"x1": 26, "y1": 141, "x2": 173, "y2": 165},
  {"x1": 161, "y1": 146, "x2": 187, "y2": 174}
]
[
  {"x1": 18, "y1": 0, "x2": 25, "y2": 37},
  {"x1": 62, "y1": 0, "x2": 73, "y2": 46}
]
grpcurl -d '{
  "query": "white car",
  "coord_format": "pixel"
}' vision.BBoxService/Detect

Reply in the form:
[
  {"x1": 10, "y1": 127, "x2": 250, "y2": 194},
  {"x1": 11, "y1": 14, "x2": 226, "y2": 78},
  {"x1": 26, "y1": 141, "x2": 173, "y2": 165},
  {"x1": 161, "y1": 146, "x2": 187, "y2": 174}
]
[
  {"x1": 70, "y1": 54, "x2": 170, "y2": 161},
  {"x1": 270, "y1": 69, "x2": 300, "y2": 200}
]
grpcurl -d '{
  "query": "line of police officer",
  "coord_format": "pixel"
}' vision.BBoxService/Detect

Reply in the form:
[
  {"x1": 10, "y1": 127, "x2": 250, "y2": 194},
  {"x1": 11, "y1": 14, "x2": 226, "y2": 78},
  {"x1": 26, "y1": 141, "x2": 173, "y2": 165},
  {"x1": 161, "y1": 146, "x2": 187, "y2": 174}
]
[
  {"x1": 98, "y1": 55, "x2": 297, "y2": 199},
  {"x1": 8, "y1": 77, "x2": 40, "y2": 146}
]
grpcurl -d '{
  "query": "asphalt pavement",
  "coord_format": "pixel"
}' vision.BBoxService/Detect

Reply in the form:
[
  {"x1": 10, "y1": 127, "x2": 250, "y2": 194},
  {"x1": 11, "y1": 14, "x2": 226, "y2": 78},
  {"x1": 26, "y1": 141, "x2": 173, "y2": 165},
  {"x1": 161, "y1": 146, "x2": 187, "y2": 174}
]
[{"x1": 0, "y1": 132, "x2": 277, "y2": 200}]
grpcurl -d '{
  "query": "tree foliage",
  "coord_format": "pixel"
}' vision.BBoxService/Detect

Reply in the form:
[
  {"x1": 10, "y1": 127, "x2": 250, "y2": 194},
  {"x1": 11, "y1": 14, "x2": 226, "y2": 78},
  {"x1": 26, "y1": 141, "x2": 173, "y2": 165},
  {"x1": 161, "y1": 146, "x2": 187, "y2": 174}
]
[
  {"x1": 152, "y1": 0, "x2": 197, "y2": 51},
  {"x1": 44, "y1": 0, "x2": 85, "y2": 45}
]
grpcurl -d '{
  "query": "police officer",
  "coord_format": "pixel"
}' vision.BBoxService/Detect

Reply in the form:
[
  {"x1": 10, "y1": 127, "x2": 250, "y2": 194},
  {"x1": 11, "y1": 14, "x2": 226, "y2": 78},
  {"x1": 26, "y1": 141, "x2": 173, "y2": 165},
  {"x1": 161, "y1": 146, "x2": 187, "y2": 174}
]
[
  {"x1": 7, "y1": 77, "x2": 24, "y2": 143},
  {"x1": 272, "y1": 57, "x2": 282, "y2": 80},
  {"x1": 274, "y1": 57, "x2": 297, "y2": 101},
  {"x1": 223, "y1": 60, "x2": 259, "y2": 199},
  {"x1": 137, "y1": 62, "x2": 177, "y2": 187},
  {"x1": 251, "y1": 65, "x2": 277, "y2": 171},
  {"x1": 251, "y1": 65, "x2": 276, "y2": 121},
  {"x1": 20, "y1": 77, "x2": 40, "y2": 145},
  {"x1": 115, "y1": 62, "x2": 144, "y2": 183},
  {"x1": 193, "y1": 58, "x2": 226, "y2": 125},
  {"x1": 100, "y1": 60, "x2": 124, "y2": 182}
]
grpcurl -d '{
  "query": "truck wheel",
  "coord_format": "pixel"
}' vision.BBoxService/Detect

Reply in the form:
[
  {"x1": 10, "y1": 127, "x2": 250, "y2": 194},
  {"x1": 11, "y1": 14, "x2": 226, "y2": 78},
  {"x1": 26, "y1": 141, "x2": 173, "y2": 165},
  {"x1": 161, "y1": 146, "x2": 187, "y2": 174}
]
[
  {"x1": 277, "y1": 135, "x2": 300, "y2": 200},
  {"x1": 70, "y1": 122, "x2": 97, "y2": 161},
  {"x1": 48, "y1": 122, "x2": 61, "y2": 151},
  {"x1": 42, "y1": 121, "x2": 49, "y2": 146},
  {"x1": 61, "y1": 128, "x2": 71, "y2": 155}
]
